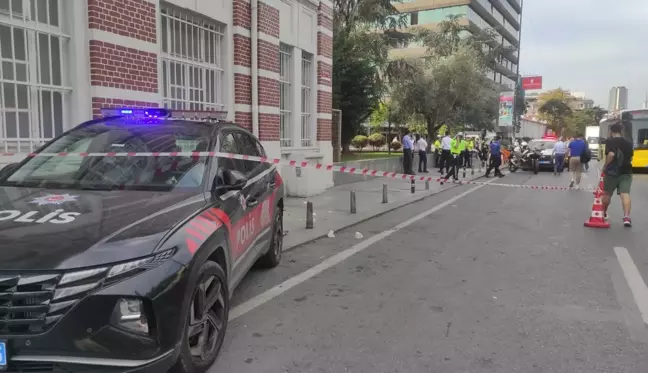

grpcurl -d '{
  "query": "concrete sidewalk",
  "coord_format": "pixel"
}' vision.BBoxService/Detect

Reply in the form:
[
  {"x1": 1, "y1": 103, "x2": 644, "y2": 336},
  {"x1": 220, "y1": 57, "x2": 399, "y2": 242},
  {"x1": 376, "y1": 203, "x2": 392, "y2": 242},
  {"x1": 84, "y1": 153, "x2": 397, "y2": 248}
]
[{"x1": 282, "y1": 164, "x2": 486, "y2": 251}]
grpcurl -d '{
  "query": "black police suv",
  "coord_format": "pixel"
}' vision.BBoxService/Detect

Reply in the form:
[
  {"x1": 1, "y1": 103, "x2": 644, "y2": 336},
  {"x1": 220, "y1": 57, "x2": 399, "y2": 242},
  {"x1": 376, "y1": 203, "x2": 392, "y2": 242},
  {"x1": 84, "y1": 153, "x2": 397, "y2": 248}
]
[{"x1": 0, "y1": 108, "x2": 285, "y2": 372}]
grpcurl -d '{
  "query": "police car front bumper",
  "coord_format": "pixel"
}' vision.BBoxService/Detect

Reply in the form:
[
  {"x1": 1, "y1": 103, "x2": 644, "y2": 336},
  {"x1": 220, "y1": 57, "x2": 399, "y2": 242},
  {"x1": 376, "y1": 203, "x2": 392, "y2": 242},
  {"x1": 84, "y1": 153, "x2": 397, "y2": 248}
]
[{"x1": 1, "y1": 257, "x2": 189, "y2": 372}]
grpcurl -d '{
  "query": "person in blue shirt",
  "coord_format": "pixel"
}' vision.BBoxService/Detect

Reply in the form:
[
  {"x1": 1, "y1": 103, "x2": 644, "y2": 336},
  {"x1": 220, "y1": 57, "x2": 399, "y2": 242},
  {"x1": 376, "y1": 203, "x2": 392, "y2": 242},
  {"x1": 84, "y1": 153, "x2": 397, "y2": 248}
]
[
  {"x1": 402, "y1": 130, "x2": 415, "y2": 175},
  {"x1": 567, "y1": 134, "x2": 587, "y2": 188},
  {"x1": 485, "y1": 137, "x2": 504, "y2": 178}
]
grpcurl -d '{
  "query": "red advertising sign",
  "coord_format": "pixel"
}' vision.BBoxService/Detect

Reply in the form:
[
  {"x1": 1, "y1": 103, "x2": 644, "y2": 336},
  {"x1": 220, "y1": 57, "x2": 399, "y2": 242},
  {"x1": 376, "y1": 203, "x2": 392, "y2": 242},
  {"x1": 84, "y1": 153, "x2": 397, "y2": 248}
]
[{"x1": 522, "y1": 76, "x2": 543, "y2": 90}]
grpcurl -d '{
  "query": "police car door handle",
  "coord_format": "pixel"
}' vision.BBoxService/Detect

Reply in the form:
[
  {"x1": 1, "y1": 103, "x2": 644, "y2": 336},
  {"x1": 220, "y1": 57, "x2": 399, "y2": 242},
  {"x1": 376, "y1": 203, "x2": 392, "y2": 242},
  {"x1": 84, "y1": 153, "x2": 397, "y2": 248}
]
[{"x1": 247, "y1": 198, "x2": 259, "y2": 207}]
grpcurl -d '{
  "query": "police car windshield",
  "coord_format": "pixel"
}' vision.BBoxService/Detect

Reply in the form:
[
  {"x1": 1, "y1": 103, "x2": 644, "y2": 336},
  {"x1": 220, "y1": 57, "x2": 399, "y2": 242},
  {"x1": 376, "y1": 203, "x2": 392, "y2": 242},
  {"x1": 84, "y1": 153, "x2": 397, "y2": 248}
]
[
  {"x1": 0, "y1": 119, "x2": 213, "y2": 192},
  {"x1": 528, "y1": 140, "x2": 555, "y2": 150}
]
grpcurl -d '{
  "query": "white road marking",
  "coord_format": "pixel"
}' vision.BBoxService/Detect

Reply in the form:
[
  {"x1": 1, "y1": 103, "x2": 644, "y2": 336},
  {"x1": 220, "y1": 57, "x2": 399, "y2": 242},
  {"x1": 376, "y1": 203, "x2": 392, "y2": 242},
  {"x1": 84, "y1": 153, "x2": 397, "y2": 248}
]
[
  {"x1": 607, "y1": 257, "x2": 648, "y2": 344},
  {"x1": 229, "y1": 178, "x2": 497, "y2": 321},
  {"x1": 614, "y1": 246, "x2": 648, "y2": 326}
]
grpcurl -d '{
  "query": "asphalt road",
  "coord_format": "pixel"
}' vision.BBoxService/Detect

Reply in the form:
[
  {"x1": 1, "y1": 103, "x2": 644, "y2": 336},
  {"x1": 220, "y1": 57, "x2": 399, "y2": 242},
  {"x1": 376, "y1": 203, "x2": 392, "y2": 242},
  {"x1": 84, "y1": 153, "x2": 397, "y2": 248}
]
[{"x1": 210, "y1": 166, "x2": 648, "y2": 373}]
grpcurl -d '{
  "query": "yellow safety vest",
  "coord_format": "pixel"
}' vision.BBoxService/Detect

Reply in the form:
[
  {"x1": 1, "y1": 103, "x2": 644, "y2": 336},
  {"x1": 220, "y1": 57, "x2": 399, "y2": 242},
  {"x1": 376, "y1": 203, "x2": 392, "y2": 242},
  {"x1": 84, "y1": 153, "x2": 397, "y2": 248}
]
[
  {"x1": 458, "y1": 140, "x2": 467, "y2": 152},
  {"x1": 450, "y1": 139, "x2": 461, "y2": 155},
  {"x1": 434, "y1": 140, "x2": 441, "y2": 149},
  {"x1": 467, "y1": 141, "x2": 474, "y2": 150}
]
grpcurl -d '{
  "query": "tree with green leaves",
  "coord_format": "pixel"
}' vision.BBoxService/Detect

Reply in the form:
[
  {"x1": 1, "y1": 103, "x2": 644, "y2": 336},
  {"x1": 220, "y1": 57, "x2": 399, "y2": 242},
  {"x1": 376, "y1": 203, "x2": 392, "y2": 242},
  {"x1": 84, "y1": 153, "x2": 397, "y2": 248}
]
[
  {"x1": 538, "y1": 98, "x2": 572, "y2": 135},
  {"x1": 385, "y1": 17, "x2": 505, "y2": 138},
  {"x1": 332, "y1": 0, "x2": 406, "y2": 152},
  {"x1": 563, "y1": 110, "x2": 592, "y2": 137},
  {"x1": 588, "y1": 106, "x2": 608, "y2": 123},
  {"x1": 536, "y1": 88, "x2": 572, "y2": 105},
  {"x1": 562, "y1": 106, "x2": 608, "y2": 137}
]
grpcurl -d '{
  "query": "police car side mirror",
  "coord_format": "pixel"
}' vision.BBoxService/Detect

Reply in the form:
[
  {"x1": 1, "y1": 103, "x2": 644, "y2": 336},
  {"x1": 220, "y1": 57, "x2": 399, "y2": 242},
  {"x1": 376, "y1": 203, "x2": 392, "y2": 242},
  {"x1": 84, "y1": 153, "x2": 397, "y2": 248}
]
[{"x1": 211, "y1": 169, "x2": 247, "y2": 196}]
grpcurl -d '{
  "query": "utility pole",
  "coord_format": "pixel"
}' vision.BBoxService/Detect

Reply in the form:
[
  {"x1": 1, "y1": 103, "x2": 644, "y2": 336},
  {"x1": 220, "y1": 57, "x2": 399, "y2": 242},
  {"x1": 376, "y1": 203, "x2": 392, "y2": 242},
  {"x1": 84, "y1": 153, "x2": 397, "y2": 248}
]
[{"x1": 512, "y1": 0, "x2": 525, "y2": 137}]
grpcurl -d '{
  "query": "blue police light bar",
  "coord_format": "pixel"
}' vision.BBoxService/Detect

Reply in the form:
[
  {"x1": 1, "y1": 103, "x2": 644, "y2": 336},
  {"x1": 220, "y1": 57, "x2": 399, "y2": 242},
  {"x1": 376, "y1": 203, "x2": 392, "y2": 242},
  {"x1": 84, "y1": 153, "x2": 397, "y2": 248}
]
[
  {"x1": 100, "y1": 108, "x2": 171, "y2": 118},
  {"x1": 100, "y1": 108, "x2": 227, "y2": 121}
]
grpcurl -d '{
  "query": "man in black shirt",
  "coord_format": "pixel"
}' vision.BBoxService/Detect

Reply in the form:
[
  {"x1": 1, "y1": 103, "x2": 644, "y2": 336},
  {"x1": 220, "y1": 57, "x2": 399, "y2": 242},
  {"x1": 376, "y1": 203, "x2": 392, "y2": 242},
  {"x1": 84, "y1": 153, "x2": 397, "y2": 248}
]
[{"x1": 602, "y1": 121, "x2": 634, "y2": 227}]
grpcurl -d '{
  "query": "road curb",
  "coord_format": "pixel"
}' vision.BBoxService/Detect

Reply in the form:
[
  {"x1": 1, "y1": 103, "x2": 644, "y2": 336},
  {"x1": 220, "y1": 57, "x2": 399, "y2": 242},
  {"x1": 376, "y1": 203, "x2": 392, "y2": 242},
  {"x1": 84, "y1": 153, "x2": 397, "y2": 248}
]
[{"x1": 282, "y1": 171, "x2": 487, "y2": 253}]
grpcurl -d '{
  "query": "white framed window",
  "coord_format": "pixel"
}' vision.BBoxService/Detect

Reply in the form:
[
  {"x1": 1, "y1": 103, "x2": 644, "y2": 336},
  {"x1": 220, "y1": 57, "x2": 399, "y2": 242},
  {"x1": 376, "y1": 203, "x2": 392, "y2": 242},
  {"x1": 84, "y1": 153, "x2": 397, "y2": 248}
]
[
  {"x1": 0, "y1": 0, "x2": 71, "y2": 153},
  {"x1": 300, "y1": 52, "x2": 313, "y2": 147},
  {"x1": 279, "y1": 43, "x2": 292, "y2": 147},
  {"x1": 161, "y1": 5, "x2": 225, "y2": 111}
]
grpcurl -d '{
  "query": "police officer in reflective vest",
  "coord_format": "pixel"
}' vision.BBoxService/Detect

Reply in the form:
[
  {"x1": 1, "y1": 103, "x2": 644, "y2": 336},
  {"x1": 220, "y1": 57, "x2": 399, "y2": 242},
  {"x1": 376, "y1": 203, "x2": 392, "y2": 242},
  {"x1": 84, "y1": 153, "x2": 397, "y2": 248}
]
[
  {"x1": 465, "y1": 138, "x2": 474, "y2": 169},
  {"x1": 434, "y1": 135, "x2": 442, "y2": 167},
  {"x1": 444, "y1": 133, "x2": 463, "y2": 181},
  {"x1": 458, "y1": 134, "x2": 467, "y2": 170}
]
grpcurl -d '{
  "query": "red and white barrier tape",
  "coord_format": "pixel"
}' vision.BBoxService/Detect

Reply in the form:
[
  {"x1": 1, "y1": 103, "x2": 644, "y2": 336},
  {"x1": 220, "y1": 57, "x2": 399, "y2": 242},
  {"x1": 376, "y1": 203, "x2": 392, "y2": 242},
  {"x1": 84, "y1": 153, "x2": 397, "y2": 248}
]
[
  {"x1": 0, "y1": 151, "x2": 593, "y2": 192},
  {"x1": 443, "y1": 179, "x2": 595, "y2": 192}
]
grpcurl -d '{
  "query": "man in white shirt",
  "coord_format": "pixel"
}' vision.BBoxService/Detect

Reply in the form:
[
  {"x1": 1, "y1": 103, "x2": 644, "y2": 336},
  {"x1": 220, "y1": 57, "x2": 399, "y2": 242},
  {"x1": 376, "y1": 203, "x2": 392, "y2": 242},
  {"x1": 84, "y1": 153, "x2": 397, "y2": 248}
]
[
  {"x1": 402, "y1": 130, "x2": 415, "y2": 175},
  {"x1": 438, "y1": 134, "x2": 452, "y2": 174},
  {"x1": 415, "y1": 134, "x2": 429, "y2": 173},
  {"x1": 552, "y1": 137, "x2": 567, "y2": 175}
]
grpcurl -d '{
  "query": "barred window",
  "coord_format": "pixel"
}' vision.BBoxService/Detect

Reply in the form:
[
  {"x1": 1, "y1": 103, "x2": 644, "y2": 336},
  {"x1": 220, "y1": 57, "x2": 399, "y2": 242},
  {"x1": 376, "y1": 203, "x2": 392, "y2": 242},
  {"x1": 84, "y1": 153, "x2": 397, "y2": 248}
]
[
  {"x1": 300, "y1": 52, "x2": 313, "y2": 147},
  {"x1": 0, "y1": 0, "x2": 71, "y2": 153},
  {"x1": 279, "y1": 43, "x2": 293, "y2": 147},
  {"x1": 161, "y1": 6, "x2": 225, "y2": 111}
]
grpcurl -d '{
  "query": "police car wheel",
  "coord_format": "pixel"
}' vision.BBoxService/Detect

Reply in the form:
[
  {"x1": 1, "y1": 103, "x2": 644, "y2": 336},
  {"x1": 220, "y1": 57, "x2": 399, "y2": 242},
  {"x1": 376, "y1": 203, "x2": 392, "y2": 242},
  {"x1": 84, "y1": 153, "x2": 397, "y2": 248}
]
[
  {"x1": 257, "y1": 206, "x2": 283, "y2": 268},
  {"x1": 172, "y1": 261, "x2": 229, "y2": 373}
]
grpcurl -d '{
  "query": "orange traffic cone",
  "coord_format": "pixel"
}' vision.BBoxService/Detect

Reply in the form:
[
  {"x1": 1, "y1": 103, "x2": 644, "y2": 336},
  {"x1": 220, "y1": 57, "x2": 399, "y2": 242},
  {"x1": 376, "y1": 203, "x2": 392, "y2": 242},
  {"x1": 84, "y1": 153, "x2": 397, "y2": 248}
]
[{"x1": 584, "y1": 173, "x2": 610, "y2": 229}]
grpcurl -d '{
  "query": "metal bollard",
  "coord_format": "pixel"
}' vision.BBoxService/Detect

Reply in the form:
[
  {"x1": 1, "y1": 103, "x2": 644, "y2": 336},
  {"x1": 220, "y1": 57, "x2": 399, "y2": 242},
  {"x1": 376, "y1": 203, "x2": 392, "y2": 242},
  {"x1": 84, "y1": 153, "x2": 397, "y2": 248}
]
[
  {"x1": 410, "y1": 179, "x2": 415, "y2": 194},
  {"x1": 463, "y1": 167, "x2": 466, "y2": 178},
  {"x1": 306, "y1": 201, "x2": 314, "y2": 229},
  {"x1": 382, "y1": 184, "x2": 388, "y2": 204},
  {"x1": 425, "y1": 180, "x2": 430, "y2": 190},
  {"x1": 350, "y1": 190, "x2": 357, "y2": 214},
  {"x1": 471, "y1": 166, "x2": 474, "y2": 176}
]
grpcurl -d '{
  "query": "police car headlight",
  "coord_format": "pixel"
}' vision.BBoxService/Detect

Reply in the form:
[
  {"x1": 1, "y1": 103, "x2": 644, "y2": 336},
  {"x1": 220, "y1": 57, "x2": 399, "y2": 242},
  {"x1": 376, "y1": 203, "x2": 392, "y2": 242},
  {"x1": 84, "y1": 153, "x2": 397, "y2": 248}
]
[
  {"x1": 111, "y1": 298, "x2": 150, "y2": 335},
  {"x1": 106, "y1": 248, "x2": 177, "y2": 281},
  {"x1": 107, "y1": 257, "x2": 154, "y2": 279}
]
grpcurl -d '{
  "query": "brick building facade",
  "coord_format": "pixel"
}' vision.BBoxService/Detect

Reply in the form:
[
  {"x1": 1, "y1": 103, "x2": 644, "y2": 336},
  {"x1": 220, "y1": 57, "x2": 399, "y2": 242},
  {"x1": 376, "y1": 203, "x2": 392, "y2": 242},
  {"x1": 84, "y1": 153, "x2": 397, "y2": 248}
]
[{"x1": 0, "y1": 0, "x2": 334, "y2": 196}]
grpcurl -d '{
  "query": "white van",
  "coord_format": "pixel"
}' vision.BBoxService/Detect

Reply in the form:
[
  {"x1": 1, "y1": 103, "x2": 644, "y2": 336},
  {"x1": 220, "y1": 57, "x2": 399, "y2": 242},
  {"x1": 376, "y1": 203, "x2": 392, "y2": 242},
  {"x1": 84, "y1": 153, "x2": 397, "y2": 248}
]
[{"x1": 586, "y1": 126, "x2": 599, "y2": 159}]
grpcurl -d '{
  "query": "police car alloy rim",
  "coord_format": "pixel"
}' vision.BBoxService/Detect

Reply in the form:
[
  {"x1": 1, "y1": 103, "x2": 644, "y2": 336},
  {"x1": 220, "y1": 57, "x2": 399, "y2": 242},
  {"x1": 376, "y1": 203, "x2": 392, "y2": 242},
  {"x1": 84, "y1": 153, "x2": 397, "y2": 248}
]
[{"x1": 188, "y1": 274, "x2": 226, "y2": 362}]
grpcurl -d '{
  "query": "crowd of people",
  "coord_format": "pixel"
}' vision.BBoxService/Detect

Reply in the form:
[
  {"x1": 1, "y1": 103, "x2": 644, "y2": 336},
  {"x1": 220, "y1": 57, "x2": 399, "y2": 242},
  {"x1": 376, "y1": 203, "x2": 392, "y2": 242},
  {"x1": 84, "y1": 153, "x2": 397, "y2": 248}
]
[
  {"x1": 398, "y1": 122, "x2": 634, "y2": 227},
  {"x1": 400, "y1": 130, "x2": 504, "y2": 181}
]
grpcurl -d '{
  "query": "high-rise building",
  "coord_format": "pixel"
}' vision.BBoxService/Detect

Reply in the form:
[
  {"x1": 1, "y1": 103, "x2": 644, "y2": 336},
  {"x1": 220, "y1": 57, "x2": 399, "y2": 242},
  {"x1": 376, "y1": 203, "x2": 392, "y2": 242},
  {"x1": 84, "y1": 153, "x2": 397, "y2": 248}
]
[
  {"x1": 389, "y1": 0, "x2": 523, "y2": 92},
  {"x1": 608, "y1": 86, "x2": 628, "y2": 111}
]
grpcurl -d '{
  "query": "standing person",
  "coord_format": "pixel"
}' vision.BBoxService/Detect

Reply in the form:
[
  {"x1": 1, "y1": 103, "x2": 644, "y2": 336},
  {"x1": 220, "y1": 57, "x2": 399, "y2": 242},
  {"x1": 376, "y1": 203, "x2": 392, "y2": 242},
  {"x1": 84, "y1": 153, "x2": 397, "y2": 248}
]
[
  {"x1": 434, "y1": 135, "x2": 442, "y2": 168},
  {"x1": 465, "y1": 137, "x2": 474, "y2": 169},
  {"x1": 601, "y1": 121, "x2": 634, "y2": 227},
  {"x1": 402, "y1": 130, "x2": 415, "y2": 175},
  {"x1": 552, "y1": 136, "x2": 567, "y2": 175},
  {"x1": 457, "y1": 133, "x2": 467, "y2": 170},
  {"x1": 412, "y1": 132, "x2": 419, "y2": 167},
  {"x1": 438, "y1": 133, "x2": 452, "y2": 174},
  {"x1": 443, "y1": 133, "x2": 462, "y2": 181},
  {"x1": 485, "y1": 136, "x2": 504, "y2": 178},
  {"x1": 480, "y1": 138, "x2": 489, "y2": 168},
  {"x1": 582, "y1": 140, "x2": 592, "y2": 172},
  {"x1": 415, "y1": 134, "x2": 429, "y2": 172},
  {"x1": 566, "y1": 134, "x2": 586, "y2": 188}
]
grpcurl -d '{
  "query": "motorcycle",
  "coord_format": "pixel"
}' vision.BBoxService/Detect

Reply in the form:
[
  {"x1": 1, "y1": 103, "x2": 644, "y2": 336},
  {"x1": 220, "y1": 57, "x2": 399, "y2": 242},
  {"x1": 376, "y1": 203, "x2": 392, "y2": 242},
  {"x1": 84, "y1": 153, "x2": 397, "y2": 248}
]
[
  {"x1": 528, "y1": 148, "x2": 541, "y2": 174},
  {"x1": 509, "y1": 145, "x2": 541, "y2": 174}
]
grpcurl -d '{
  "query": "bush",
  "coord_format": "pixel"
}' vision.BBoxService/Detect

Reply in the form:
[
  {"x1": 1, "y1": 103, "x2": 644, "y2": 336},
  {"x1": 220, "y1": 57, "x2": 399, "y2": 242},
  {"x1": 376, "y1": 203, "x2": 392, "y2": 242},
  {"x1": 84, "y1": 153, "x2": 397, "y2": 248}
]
[
  {"x1": 368, "y1": 133, "x2": 386, "y2": 150},
  {"x1": 351, "y1": 135, "x2": 369, "y2": 151},
  {"x1": 390, "y1": 141, "x2": 402, "y2": 151}
]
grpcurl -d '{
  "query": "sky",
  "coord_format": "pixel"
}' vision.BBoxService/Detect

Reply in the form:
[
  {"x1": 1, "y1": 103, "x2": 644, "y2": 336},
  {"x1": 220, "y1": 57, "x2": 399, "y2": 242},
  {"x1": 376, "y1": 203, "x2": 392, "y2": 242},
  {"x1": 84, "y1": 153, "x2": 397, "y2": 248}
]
[{"x1": 519, "y1": 0, "x2": 648, "y2": 109}]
